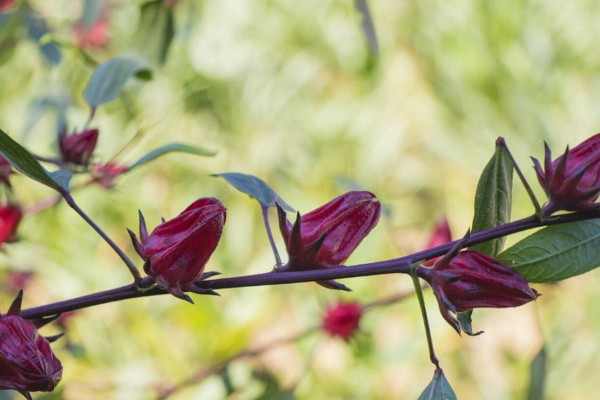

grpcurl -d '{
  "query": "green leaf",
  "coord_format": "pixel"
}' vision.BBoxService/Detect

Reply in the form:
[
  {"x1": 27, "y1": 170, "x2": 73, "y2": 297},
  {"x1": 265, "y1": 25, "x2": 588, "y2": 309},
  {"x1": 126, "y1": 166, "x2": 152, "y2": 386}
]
[
  {"x1": 526, "y1": 347, "x2": 546, "y2": 400},
  {"x1": 129, "y1": 0, "x2": 174, "y2": 65},
  {"x1": 498, "y1": 220, "x2": 600, "y2": 283},
  {"x1": 83, "y1": 57, "x2": 152, "y2": 109},
  {"x1": 471, "y1": 139, "x2": 513, "y2": 256},
  {"x1": 128, "y1": 143, "x2": 216, "y2": 171},
  {"x1": 215, "y1": 172, "x2": 293, "y2": 211},
  {"x1": 0, "y1": 128, "x2": 70, "y2": 192},
  {"x1": 418, "y1": 369, "x2": 457, "y2": 400},
  {"x1": 457, "y1": 310, "x2": 483, "y2": 336}
]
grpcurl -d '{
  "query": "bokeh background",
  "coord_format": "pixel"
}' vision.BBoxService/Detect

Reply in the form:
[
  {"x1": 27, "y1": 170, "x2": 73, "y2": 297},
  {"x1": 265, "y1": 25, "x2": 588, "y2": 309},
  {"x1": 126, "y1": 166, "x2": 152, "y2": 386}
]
[{"x1": 1, "y1": 0, "x2": 600, "y2": 399}]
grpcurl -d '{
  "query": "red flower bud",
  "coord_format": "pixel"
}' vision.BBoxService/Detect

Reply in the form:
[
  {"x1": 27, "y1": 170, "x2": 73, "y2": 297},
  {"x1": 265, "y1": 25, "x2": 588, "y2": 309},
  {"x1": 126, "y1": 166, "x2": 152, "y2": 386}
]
[
  {"x1": 422, "y1": 217, "x2": 452, "y2": 267},
  {"x1": 59, "y1": 128, "x2": 99, "y2": 166},
  {"x1": 73, "y1": 7, "x2": 109, "y2": 49},
  {"x1": 129, "y1": 198, "x2": 226, "y2": 301},
  {"x1": 423, "y1": 249, "x2": 539, "y2": 333},
  {"x1": 91, "y1": 162, "x2": 128, "y2": 188},
  {"x1": 322, "y1": 301, "x2": 363, "y2": 341},
  {"x1": 532, "y1": 133, "x2": 600, "y2": 214},
  {"x1": 0, "y1": 292, "x2": 62, "y2": 396},
  {"x1": 0, "y1": 0, "x2": 16, "y2": 12},
  {"x1": 276, "y1": 191, "x2": 381, "y2": 290},
  {"x1": 0, "y1": 204, "x2": 21, "y2": 246}
]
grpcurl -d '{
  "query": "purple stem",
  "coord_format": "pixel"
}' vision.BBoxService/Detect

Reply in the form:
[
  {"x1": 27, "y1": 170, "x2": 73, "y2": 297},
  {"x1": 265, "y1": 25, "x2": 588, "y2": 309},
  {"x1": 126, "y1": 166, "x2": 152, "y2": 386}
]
[{"x1": 17, "y1": 209, "x2": 600, "y2": 320}]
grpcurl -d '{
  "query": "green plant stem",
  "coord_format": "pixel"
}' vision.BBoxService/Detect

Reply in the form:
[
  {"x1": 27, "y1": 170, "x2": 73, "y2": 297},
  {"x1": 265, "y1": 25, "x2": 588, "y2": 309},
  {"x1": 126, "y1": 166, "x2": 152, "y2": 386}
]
[
  {"x1": 262, "y1": 205, "x2": 283, "y2": 267},
  {"x1": 410, "y1": 264, "x2": 440, "y2": 369},
  {"x1": 62, "y1": 192, "x2": 141, "y2": 282}
]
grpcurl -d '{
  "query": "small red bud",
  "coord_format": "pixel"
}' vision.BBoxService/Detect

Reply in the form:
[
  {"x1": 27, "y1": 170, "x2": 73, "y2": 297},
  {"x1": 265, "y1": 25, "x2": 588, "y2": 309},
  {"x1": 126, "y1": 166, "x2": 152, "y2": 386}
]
[
  {"x1": 322, "y1": 301, "x2": 363, "y2": 341},
  {"x1": 422, "y1": 217, "x2": 452, "y2": 267},
  {"x1": 277, "y1": 191, "x2": 381, "y2": 289},
  {"x1": 532, "y1": 134, "x2": 600, "y2": 213},
  {"x1": 91, "y1": 162, "x2": 128, "y2": 188},
  {"x1": 0, "y1": 292, "x2": 62, "y2": 395},
  {"x1": 424, "y1": 250, "x2": 539, "y2": 333},
  {"x1": 129, "y1": 198, "x2": 226, "y2": 301},
  {"x1": 59, "y1": 128, "x2": 99, "y2": 166},
  {"x1": 0, "y1": 204, "x2": 21, "y2": 246}
]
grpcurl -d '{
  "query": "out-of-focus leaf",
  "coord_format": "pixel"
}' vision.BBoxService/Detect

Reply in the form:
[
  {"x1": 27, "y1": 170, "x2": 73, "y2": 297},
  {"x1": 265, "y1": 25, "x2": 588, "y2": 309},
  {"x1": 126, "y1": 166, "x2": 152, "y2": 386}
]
[
  {"x1": 471, "y1": 138, "x2": 513, "y2": 256},
  {"x1": 417, "y1": 369, "x2": 457, "y2": 400},
  {"x1": 253, "y1": 370, "x2": 295, "y2": 400},
  {"x1": 457, "y1": 310, "x2": 483, "y2": 336},
  {"x1": 24, "y1": 93, "x2": 70, "y2": 139},
  {"x1": 526, "y1": 347, "x2": 546, "y2": 400},
  {"x1": 215, "y1": 172, "x2": 293, "y2": 210},
  {"x1": 83, "y1": 57, "x2": 152, "y2": 109},
  {"x1": 130, "y1": 0, "x2": 174, "y2": 65},
  {"x1": 26, "y1": 14, "x2": 61, "y2": 65},
  {"x1": 354, "y1": 0, "x2": 378, "y2": 59},
  {"x1": 0, "y1": 11, "x2": 22, "y2": 64},
  {"x1": 128, "y1": 143, "x2": 216, "y2": 171},
  {"x1": 498, "y1": 220, "x2": 600, "y2": 283},
  {"x1": 0, "y1": 128, "x2": 70, "y2": 192}
]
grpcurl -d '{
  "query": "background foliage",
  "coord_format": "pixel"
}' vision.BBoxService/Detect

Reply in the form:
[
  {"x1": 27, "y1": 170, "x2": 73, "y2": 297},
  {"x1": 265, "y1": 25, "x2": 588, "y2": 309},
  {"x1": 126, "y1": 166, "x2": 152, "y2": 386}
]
[{"x1": 2, "y1": 0, "x2": 600, "y2": 398}]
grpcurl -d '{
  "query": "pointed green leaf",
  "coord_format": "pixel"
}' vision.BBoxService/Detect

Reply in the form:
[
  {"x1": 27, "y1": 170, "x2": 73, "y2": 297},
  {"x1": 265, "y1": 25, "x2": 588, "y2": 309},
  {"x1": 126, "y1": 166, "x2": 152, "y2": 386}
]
[
  {"x1": 128, "y1": 143, "x2": 216, "y2": 171},
  {"x1": 471, "y1": 139, "x2": 513, "y2": 256},
  {"x1": 215, "y1": 172, "x2": 293, "y2": 210},
  {"x1": 457, "y1": 310, "x2": 483, "y2": 336},
  {"x1": 0, "y1": 128, "x2": 70, "y2": 192},
  {"x1": 129, "y1": 0, "x2": 174, "y2": 65},
  {"x1": 526, "y1": 347, "x2": 546, "y2": 400},
  {"x1": 418, "y1": 369, "x2": 457, "y2": 400},
  {"x1": 498, "y1": 220, "x2": 600, "y2": 283},
  {"x1": 84, "y1": 57, "x2": 152, "y2": 108}
]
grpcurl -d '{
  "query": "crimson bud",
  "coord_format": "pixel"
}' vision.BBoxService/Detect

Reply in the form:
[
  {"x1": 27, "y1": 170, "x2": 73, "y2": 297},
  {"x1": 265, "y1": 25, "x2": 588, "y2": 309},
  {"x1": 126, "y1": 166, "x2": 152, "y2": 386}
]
[
  {"x1": 422, "y1": 247, "x2": 539, "y2": 333},
  {"x1": 276, "y1": 191, "x2": 381, "y2": 290},
  {"x1": 59, "y1": 128, "x2": 99, "y2": 166},
  {"x1": 532, "y1": 133, "x2": 600, "y2": 214},
  {"x1": 322, "y1": 301, "x2": 363, "y2": 341},
  {"x1": 422, "y1": 217, "x2": 452, "y2": 267},
  {"x1": 0, "y1": 204, "x2": 21, "y2": 246},
  {"x1": 0, "y1": 291, "x2": 62, "y2": 397},
  {"x1": 129, "y1": 198, "x2": 226, "y2": 302}
]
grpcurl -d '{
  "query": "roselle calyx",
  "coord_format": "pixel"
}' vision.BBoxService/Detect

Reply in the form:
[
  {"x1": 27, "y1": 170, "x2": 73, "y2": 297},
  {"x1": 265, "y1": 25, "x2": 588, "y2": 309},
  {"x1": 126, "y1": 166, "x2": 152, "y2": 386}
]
[
  {"x1": 129, "y1": 197, "x2": 226, "y2": 302},
  {"x1": 0, "y1": 291, "x2": 63, "y2": 398},
  {"x1": 532, "y1": 133, "x2": 600, "y2": 214},
  {"x1": 421, "y1": 242, "x2": 539, "y2": 333},
  {"x1": 322, "y1": 301, "x2": 363, "y2": 341},
  {"x1": 276, "y1": 191, "x2": 381, "y2": 290},
  {"x1": 59, "y1": 128, "x2": 99, "y2": 166}
]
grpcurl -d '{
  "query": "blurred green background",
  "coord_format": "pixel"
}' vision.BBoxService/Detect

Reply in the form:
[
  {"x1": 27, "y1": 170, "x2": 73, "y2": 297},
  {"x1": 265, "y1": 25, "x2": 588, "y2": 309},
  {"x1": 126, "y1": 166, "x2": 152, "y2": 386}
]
[{"x1": 2, "y1": 0, "x2": 600, "y2": 399}]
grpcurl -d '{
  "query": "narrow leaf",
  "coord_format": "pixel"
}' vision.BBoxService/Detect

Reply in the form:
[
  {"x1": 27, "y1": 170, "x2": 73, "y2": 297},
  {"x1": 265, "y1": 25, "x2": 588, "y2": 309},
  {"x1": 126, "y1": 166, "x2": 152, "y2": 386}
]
[
  {"x1": 129, "y1": 0, "x2": 174, "y2": 65},
  {"x1": 83, "y1": 57, "x2": 152, "y2": 108},
  {"x1": 526, "y1": 347, "x2": 546, "y2": 400},
  {"x1": 471, "y1": 139, "x2": 513, "y2": 256},
  {"x1": 128, "y1": 143, "x2": 216, "y2": 171},
  {"x1": 417, "y1": 369, "x2": 457, "y2": 400},
  {"x1": 215, "y1": 172, "x2": 293, "y2": 210},
  {"x1": 354, "y1": 0, "x2": 378, "y2": 59},
  {"x1": 0, "y1": 128, "x2": 70, "y2": 192},
  {"x1": 498, "y1": 220, "x2": 600, "y2": 283},
  {"x1": 457, "y1": 310, "x2": 483, "y2": 336}
]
